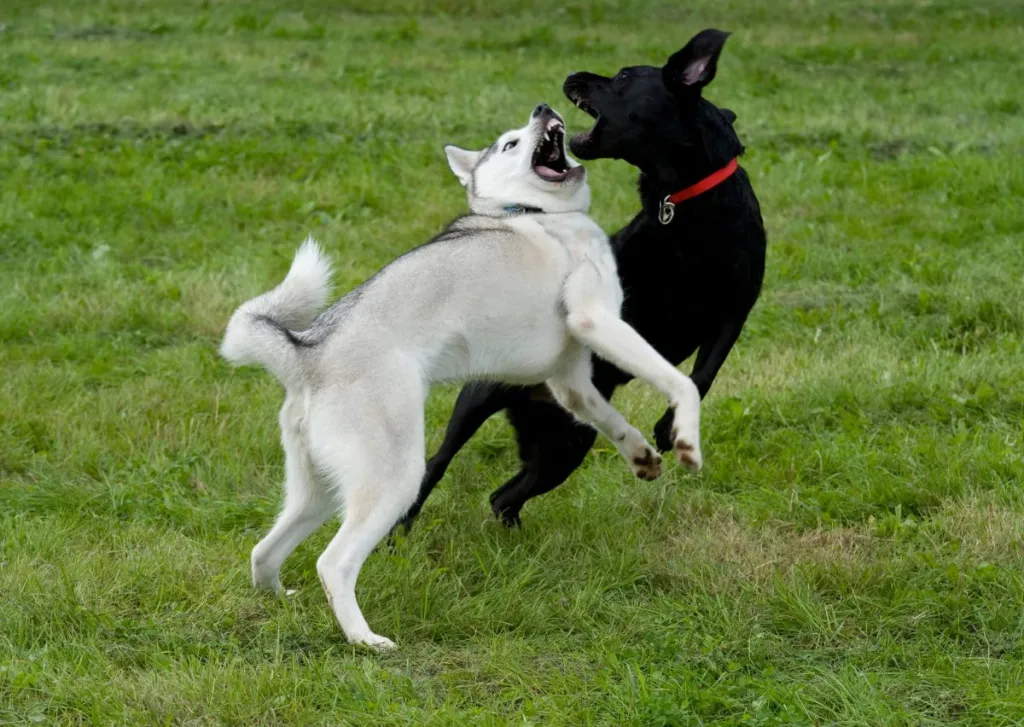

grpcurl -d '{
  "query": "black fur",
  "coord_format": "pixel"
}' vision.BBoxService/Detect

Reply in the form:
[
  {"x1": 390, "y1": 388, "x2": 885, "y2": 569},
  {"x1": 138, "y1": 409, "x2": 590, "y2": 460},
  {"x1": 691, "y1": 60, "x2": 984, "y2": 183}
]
[
  {"x1": 252, "y1": 314, "x2": 318, "y2": 348},
  {"x1": 402, "y1": 29, "x2": 767, "y2": 528}
]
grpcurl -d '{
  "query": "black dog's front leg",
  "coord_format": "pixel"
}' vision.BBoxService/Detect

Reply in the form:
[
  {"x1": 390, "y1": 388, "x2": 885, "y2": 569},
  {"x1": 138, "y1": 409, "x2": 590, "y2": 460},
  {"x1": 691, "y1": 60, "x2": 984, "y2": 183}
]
[
  {"x1": 398, "y1": 381, "x2": 525, "y2": 531},
  {"x1": 654, "y1": 315, "x2": 748, "y2": 452}
]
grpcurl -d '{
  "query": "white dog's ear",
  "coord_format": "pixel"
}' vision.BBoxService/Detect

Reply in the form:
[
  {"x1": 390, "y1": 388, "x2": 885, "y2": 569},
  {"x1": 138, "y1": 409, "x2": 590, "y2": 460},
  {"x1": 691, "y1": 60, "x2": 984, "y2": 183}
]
[{"x1": 444, "y1": 145, "x2": 481, "y2": 187}]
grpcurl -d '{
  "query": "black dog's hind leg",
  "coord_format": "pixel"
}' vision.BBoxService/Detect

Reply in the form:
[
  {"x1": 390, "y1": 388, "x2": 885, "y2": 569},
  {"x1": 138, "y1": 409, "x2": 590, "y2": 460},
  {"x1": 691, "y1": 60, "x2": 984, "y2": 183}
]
[
  {"x1": 488, "y1": 398, "x2": 600, "y2": 526},
  {"x1": 397, "y1": 381, "x2": 525, "y2": 532},
  {"x1": 654, "y1": 314, "x2": 749, "y2": 451}
]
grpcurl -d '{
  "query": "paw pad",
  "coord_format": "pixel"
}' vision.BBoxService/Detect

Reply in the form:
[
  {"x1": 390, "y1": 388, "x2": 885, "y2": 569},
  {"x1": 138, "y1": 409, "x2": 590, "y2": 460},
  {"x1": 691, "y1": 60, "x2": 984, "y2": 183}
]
[{"x1": 632, "y1": 449, "x2": 662, "y2": 480}]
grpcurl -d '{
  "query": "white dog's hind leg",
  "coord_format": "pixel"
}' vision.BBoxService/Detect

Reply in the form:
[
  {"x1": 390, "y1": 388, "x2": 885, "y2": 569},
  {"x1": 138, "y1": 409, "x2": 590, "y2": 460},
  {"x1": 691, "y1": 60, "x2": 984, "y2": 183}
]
[
  {"x1": 566, "y1": 307, "x2": 702, "y2": 471},
  {"x1": 315, "y1": 454, "x2": 423, "y2": 650},
  {"x1": 309, "y1": 383, "x2": 425, "y2": 650},
  {"x1": 546, "y1": 355, "x2": 662, "y2": 480},
  {"x1": 251, "y1": 393, "x2": 335, "y2": 593}
]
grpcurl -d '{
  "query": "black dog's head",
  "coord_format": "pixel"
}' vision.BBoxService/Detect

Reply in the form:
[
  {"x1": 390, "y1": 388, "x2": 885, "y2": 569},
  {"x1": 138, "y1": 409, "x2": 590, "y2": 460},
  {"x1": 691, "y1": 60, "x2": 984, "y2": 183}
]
[{"x1": 563, "y1": 29, "x2": 742, "y2": 174}]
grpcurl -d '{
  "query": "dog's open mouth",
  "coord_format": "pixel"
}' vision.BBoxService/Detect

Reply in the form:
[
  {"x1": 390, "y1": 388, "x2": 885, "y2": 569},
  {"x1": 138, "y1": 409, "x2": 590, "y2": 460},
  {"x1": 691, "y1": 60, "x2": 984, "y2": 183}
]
[
  {"x1": 564, "y1": 89, "x2": 602, "y2": 158},
  {"x1": 532, "y1": 118, "x2": 570, "y2": 182}
]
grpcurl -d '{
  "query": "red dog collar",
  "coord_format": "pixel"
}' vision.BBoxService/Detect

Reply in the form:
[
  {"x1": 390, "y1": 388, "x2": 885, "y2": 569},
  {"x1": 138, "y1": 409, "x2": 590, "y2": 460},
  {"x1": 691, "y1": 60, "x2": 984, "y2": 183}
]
[{"x1": 658, "y1": 157, "x2": 739, "y2": 225}]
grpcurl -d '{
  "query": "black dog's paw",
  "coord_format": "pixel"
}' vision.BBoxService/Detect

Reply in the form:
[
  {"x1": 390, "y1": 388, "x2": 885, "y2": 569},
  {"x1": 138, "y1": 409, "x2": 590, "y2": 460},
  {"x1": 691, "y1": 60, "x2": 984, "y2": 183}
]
[
  {"x1": 493, "y1": 506, "x2": 522, "y2": 529},
  {"x1": 490, "y1": 495, "x2": 523, "y2": 528},
  {"x1": 390, "y1": 509, "x2": 417, "y2": 538},
  {"x1": 653, "y1": 407, "x2": 675, "y2": 452},
  {"x1": 384, "y1": 531, "x2": 401, "y2": 553}
]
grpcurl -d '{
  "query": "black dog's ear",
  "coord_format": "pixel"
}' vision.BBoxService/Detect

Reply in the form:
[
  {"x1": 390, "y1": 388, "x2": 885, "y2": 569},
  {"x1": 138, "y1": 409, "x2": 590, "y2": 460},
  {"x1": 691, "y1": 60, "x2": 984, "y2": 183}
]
[{"x1": 663, "y1": 29, "x2": 731, "y2": 95}]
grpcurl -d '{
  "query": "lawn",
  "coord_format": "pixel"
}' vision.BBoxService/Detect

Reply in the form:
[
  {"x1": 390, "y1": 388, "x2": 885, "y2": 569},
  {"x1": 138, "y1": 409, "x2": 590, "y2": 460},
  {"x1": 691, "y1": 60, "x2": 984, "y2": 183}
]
[{"x1": 2, "y1": 0, "x2": 1024, "y2": 724}]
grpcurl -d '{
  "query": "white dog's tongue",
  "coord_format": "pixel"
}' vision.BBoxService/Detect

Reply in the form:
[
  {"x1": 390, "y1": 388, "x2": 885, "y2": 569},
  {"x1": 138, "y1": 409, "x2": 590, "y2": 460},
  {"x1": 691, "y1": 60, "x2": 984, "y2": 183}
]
[{"x1": 534, "y1": 165, "x2": 563, "y2": 179}]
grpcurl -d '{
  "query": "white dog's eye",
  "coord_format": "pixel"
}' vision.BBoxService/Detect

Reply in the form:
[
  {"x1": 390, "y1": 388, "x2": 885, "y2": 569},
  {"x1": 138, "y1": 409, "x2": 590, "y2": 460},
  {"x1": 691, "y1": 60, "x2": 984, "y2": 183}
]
[{"x1": 502, "y1": 140, "x2": 518, "y2": 152}]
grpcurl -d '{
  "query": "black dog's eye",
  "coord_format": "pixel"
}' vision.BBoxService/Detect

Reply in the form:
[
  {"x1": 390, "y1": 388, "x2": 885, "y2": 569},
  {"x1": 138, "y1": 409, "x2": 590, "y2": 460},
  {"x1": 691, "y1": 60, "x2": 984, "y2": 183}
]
[{"x1": 502, "y1": 140, "x2": 518, "y2": 152}]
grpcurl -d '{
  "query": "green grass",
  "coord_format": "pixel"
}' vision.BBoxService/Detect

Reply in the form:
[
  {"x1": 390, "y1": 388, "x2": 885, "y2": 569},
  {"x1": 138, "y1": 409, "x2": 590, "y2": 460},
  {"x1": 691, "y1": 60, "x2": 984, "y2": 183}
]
[{"x1": 2, "y1": 0, "x2": 1024, "y2": 723}]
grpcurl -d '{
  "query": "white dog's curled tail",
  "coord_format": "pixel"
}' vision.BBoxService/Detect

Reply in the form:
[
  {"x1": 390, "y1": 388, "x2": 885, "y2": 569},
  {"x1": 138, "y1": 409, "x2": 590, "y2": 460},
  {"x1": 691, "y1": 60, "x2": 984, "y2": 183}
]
[{"x1": 220, "y1": 236, "x2": 333, "y2": 388}]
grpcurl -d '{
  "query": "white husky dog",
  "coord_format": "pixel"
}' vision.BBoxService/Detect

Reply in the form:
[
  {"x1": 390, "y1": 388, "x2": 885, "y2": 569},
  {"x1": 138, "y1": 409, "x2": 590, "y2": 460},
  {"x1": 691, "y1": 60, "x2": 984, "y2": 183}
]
[{"x1": 221, "y1": 104, "x2": 702, "y2": 649}]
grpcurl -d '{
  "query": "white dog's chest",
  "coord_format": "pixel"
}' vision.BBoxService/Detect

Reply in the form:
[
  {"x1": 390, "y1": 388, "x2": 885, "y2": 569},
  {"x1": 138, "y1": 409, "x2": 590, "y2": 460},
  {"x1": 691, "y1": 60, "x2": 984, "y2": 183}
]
[{"x1": 509, "y1": 214, "x2": 622, "y2": 308}]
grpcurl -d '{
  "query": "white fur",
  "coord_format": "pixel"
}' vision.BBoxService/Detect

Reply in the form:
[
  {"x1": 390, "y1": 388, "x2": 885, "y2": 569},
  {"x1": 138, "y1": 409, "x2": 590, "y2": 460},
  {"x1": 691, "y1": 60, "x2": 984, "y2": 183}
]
[
  {"x1": 445, "y1": 110, "x2": 590, "y2": 216},
  {"x1": 222, "y1": 108, "x2": 702, "y2": 650},
  {"x1": 220, "y1": 236, "x2": 332, "y2": 388}
]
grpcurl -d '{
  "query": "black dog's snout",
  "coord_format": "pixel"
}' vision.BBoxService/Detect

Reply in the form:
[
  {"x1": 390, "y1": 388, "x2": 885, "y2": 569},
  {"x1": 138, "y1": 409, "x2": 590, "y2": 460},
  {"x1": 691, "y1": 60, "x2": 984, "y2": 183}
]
[{"x1": 532, "y1": 103, "x2": 550, "y2": 118}]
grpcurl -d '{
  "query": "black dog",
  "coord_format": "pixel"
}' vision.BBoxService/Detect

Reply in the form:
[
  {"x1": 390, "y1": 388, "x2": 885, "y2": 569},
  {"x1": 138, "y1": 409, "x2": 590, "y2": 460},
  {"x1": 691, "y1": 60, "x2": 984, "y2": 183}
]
[{"x1": 402, "y1": 29, "x2": 766, "y2": 528}]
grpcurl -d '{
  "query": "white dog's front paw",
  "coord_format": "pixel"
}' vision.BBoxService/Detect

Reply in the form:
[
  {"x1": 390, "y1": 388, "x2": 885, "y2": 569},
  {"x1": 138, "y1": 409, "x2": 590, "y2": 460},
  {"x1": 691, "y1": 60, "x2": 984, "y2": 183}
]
[
  {"x1": 629, "y1": 442, "x2": 662, "y2": 481},
  {"x1": 671, "y1": 408, "x2": 702, "y2": 471},
  {"x1": 617, "y1": 428, "x2": 662, "y2": 480},
  {"x1": 671, "y1": 433, "x2": 702, "y2": 471},
  {"x1": 351, "y1": 632, "x2": 396, "y2": 651}
]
